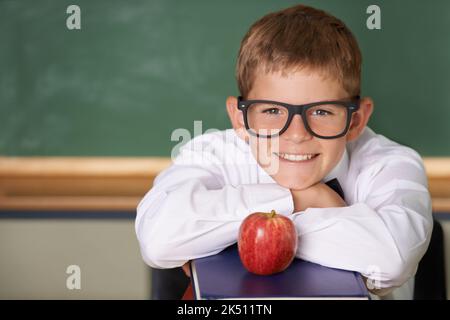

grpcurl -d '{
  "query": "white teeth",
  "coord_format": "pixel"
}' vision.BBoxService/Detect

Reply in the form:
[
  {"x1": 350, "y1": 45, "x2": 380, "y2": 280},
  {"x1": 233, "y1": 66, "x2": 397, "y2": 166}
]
[{"x1": 275, "y1": 153, "x2": 317, "y2": 161}]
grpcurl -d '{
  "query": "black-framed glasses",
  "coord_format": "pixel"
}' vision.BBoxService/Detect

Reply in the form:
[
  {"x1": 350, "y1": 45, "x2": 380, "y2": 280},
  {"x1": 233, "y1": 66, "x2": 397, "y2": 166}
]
[{"x1": 237, "y1": 96, "x2": 360, "y2": 139}]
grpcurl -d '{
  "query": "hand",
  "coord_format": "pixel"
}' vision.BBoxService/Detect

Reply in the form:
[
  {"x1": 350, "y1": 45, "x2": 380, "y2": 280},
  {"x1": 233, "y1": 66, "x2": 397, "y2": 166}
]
[
  {"x1": 290, "y1": 182, "x2": 346, "y2": 212},
  {"x1": 182, "y1": 261, "x2": 191, "y2": 277}
]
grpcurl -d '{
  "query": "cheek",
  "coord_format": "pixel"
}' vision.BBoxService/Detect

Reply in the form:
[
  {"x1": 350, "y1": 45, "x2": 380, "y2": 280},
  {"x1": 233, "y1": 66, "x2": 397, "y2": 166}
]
[
  {"x1": 320, "y1": 140, "x2": 346, "y2": 170},
  {"x1": 248, "y1": 138, "x2": 274, "y2": 171},
  {"x1": 249, "y1": 137, "x2": 278, "y2": 158}
]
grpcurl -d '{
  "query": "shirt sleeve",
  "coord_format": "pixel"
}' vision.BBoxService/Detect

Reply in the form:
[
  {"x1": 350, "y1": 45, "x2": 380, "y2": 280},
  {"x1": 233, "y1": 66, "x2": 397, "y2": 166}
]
[
  {"x1": 135, "y1": 140, "x2": 294, "y2": 269},
  {"x1": 290, "y1": 153, "x2": 433, "y2": 291}
]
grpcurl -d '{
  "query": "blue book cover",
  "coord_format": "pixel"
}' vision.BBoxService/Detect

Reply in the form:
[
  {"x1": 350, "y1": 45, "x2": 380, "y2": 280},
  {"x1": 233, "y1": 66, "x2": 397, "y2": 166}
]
[{"x1": 190, "y1": 244, "x2": 370, "y2": 300}]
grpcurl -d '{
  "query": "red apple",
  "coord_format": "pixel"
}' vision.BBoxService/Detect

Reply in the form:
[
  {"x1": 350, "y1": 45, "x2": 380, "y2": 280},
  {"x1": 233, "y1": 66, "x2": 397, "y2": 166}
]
[{"x1": 238, "y1": 209, "x2": 298, "y2": 275}]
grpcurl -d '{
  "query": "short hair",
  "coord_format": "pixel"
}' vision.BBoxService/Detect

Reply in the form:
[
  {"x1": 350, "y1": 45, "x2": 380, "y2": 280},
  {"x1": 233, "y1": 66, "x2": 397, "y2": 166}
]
[{"x1": 236, "y1": 4, "x2": 362, "y2": 98}]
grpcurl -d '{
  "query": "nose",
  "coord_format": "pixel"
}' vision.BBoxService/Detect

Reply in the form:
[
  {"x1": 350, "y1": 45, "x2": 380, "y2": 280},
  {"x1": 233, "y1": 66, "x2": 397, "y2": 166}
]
[{"x1": 281, "y1": 114, "x2": 312, "y2": 142}]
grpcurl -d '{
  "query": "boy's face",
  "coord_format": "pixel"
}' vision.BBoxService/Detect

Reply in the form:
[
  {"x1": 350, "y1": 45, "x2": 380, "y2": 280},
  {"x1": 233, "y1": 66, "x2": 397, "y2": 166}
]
[{"x1": 227, "y1": 69, "x2": 372, "y2": 190}]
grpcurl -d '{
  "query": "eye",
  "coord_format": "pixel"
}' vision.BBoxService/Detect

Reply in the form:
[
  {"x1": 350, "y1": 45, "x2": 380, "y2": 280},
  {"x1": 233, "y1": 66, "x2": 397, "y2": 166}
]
[
  {"x1": 312, "y1": 109, "x2": 333, "y2": 116},
  {"x1": 262, "y1": 108, "x2": 282, "y2": 115}
]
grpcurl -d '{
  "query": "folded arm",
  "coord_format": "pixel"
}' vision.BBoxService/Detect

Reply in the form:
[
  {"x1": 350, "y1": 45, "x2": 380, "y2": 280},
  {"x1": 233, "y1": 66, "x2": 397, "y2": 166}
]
[
  {"x1": 135, "y1": 155, "x2": 294, "y2": 269},
  {"x1": 289, "y1": 157, "x2": 433, "y2": 292}
]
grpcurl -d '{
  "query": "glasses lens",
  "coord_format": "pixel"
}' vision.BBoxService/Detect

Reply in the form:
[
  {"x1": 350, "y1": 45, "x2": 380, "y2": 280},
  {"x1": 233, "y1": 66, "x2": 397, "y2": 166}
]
[
  {"x1": 305, "y1": 104, "x2": 348, "y2": 137},
  {"x1": 247, "y1": 103, "x2": 287, "y2": 136}
]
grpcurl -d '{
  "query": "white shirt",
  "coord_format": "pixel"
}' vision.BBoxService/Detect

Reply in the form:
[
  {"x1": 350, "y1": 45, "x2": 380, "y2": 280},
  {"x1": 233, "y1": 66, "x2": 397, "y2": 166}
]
[{"x1": 135, "y1": 126, "x2": 433, "y2": 299}]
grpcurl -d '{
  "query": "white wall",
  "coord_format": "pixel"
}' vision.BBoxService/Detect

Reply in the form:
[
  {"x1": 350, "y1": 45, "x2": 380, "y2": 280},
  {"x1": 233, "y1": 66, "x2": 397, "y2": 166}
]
[{"x1": 0, "y1": 218, "x2": 150, "y2": 299}]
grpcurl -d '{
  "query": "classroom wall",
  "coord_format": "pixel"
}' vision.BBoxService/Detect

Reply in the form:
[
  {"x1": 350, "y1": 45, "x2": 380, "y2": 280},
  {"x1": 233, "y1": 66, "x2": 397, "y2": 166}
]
[{"x1": 0, "y1": 217, "x2": 150, "y2": 299}]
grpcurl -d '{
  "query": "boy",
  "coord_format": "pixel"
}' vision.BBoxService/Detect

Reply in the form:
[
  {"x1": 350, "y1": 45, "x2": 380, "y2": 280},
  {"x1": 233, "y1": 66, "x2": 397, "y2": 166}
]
[{"x1": 135, "y1": 4, "x2": 432, "y2": 299}]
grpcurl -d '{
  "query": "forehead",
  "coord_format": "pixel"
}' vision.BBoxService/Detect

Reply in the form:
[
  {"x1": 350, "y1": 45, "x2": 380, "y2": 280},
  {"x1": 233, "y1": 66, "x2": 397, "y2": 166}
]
[{"x1": 248, "y1": 68, "x2": 347, "y2": 104}]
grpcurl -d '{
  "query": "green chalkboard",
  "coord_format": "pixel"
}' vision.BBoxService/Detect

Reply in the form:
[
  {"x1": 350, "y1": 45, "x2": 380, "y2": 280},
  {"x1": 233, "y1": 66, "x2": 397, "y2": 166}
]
[{"x1": 0, "y1": 0, "x2": 449, "y2": 156}]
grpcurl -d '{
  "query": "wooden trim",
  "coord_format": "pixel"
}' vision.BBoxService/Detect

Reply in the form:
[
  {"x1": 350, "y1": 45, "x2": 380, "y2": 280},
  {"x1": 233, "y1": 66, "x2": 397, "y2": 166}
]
[
  {"x1": 423, "y1": 158, "x2": 450, "y2": 211},
  {"x1": 0, "y1": 157, "x2": 171, "y2": 178},
  {"x1": 0, "y1": 157, "x2": 172, "y2": 211},
  {"x1": 0, "y1": 156, "x2": 449, "y2": 212}
]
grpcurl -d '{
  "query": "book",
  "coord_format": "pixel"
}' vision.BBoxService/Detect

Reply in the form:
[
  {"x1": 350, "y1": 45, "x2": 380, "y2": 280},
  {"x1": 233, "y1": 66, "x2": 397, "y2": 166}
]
[{"x1": 190, "y1": 244, "x2": 370, "y2": 300}]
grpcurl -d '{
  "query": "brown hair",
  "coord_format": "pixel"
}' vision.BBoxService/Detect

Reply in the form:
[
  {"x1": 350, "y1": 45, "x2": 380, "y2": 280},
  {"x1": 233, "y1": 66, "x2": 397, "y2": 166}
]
[{"x1": 236, "y1": 4, "x2": 362, "y2": 98}]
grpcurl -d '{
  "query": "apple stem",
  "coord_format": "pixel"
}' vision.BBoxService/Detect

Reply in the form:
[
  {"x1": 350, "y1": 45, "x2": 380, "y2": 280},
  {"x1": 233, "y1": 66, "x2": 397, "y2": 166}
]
[{"x1": 270, "y1": 210, "x2": 276, "y2": 218}]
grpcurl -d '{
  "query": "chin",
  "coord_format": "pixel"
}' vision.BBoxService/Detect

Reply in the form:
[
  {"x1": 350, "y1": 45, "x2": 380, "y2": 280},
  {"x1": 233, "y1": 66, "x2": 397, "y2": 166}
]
[{"x1": 272, "y1": 174, "x2": 318, "y2": 191}]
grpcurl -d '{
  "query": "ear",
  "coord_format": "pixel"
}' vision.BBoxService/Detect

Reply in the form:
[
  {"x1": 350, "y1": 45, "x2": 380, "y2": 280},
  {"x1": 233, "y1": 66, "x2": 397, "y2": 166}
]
[
  {"x1": 346, "y1": 97, "x2": 374, "y2": 142},
  {"x1": 226, "y1": 96, "x2": 250, "y2": 142}
]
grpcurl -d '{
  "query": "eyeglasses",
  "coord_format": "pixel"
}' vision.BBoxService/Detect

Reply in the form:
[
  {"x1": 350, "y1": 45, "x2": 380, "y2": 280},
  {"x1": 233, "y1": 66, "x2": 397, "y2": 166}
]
[{"x1": 237, "y1": 96, "x2": 360, "y2": 139}]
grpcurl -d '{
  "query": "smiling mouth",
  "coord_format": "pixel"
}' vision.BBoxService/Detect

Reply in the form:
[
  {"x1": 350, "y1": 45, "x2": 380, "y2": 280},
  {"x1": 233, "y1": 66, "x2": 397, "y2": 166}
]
[{"x1": 273, "y1": 152, "x2": 320, "y2": 162}]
